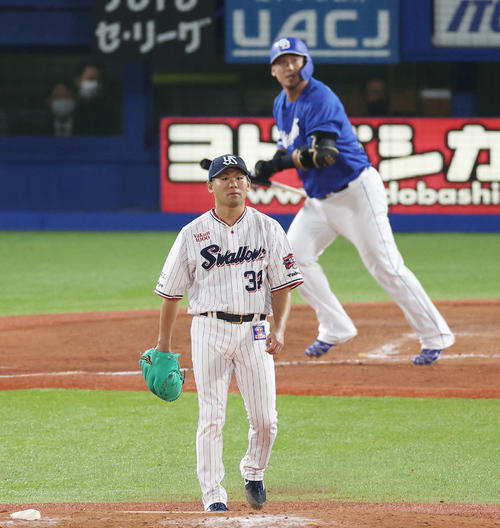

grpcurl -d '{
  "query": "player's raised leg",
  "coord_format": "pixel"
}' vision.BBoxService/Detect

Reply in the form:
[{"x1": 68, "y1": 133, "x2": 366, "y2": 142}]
[{"x1": 339, "y1": 168, "x2": 455, "y2": 361}]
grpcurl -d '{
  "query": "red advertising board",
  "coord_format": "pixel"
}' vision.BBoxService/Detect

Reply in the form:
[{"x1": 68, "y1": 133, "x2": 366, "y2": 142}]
[{"x1": 160, "y1": 117, "x2": 500, "y2": 215}]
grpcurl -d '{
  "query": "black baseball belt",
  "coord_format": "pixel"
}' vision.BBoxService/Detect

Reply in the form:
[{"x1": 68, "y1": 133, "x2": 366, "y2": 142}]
[{"x1": 200, "y1": 312, "x2": 267, "y2": 324}]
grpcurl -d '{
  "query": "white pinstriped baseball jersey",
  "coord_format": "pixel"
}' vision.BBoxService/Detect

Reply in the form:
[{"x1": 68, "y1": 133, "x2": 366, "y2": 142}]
[{"x1": 155, "y1": 206, "x2": 303, "y2": 313}]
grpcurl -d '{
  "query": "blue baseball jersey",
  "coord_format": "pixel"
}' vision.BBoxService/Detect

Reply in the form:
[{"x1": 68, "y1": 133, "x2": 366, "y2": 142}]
[{"x1": 273, "y1": 78, "x2": 371, "y2": 198}]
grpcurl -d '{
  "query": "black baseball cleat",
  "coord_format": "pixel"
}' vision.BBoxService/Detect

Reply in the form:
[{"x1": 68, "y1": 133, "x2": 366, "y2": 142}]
[
  {"x1": 244, "y1": 479, "x2": 266, "y2": 510},
  {"x1": 207, "y1": 502, "x2": 228, "y2": 512}
]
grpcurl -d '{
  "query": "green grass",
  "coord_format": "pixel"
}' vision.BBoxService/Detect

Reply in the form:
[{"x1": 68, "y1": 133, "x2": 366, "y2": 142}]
[
  {"x1": 0, "y1": 390, "x2": 498, "y2": 504},
  {"x1": 1, "y1": 231, "x2": 499, "y2": 315},
  {"x1": 0, "y1": 231, "x2": 172, "y2": 315}
]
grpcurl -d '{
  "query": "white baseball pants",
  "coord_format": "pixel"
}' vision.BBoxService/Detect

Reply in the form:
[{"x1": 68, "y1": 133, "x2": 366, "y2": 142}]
[
  {"x1": 287, "y1": 167, "x2": 455, "y2": 350},
  {"x1": 191, "y1": 316, "x2": 277, "y2": 510}
]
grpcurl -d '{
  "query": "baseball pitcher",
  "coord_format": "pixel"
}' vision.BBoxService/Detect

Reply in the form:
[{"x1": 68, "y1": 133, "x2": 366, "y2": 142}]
[{"x1": 153, "y1": 154, "x2": 303, "y2": 512}]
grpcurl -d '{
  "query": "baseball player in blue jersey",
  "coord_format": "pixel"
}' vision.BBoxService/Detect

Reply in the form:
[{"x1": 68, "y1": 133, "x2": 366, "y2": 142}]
[{"x1": 253, "y1": 37, "x2": 454, "y2": 365}]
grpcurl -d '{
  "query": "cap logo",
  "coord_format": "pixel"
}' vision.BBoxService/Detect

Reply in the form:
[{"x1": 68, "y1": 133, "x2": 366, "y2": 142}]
[
  {"x1": 277, "y1": 38, "x2": 291, "y2": 51},
  {"x1": 223, "y1": 155, "x2": 239, "y2": 166}
]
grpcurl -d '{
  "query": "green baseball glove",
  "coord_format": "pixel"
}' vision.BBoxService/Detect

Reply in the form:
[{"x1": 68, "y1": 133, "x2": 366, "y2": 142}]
[{"x1": 139, "y1": 348, "x2": 185, "y2": 402}]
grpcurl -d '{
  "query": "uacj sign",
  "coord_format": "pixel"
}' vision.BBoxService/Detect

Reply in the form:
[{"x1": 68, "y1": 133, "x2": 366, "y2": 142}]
[
  {"x1": 225, "y1": 0, "x2": 399, "y2": 64},
  {"x1": 160, "y1": 116, "x2": 500, "y2": 215}
]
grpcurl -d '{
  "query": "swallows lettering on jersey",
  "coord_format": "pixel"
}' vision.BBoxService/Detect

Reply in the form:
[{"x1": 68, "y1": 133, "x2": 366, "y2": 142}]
[{"x1": 200, "y1": 244, "x2": 266, "y2": 270}]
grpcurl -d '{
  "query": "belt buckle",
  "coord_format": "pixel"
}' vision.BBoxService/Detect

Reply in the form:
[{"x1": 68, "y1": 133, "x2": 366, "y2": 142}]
[{"x1": 231, "y1": 314, "x2": 244, "y2": 324}]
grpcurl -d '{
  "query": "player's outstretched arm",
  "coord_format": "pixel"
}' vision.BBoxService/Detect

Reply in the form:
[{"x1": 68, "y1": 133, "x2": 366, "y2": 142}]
[
  {"x1": 254, "y1": 131, "x2": 339, "y2": 182},
  {"x1": 266, "y1": 288, "x2": 292, "y2": 355},
  {"x1": 253, "y1": 149, "x2": 291, "y2": 183},
  {"x1": 156, "y1": 298, "x2": 181, "y2": 352}
]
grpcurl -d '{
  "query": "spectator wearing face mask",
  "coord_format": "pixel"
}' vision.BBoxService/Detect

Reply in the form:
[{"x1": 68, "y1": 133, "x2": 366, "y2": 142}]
[
  {"x1": 73, "y1": 62, "x2": 121, "y2": 135},
  {"x1": 29, "y1": 80, "x2": 76, "y2": 137},
  {"x1": 48, "y1": 81, "x2": 76, "y2": 136}
]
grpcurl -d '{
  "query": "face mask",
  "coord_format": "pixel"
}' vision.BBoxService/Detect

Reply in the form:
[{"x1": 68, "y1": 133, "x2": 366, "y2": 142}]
[
  {"x1": 79, "y1": 79, "x2": 100, "y2": 100},
  {"x1": 51, "y1": 99, "x2": 75, "y2": 118}
]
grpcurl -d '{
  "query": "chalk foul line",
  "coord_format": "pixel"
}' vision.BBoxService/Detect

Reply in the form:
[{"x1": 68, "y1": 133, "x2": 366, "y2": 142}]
[{"x1": 1, "y1": 352, "x2": 500, "y2": 380}]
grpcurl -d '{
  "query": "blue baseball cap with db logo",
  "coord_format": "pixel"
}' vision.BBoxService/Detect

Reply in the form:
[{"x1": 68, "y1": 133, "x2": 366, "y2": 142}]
[{"x1": 208, "y1": 154, "x2": 250, "y2": 181}]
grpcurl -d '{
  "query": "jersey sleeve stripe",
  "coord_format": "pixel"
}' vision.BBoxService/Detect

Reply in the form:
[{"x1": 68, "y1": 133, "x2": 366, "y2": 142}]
[
  {"x1": 154, "y1": 289, "x2": 184, "y2": 300},
  {"x1": 271, "y1": 279, "x2": 304, "y2": 292}
]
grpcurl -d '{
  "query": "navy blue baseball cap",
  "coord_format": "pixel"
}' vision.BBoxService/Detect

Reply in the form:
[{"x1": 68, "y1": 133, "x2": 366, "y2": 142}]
[{"x1": 208, "y1": 154, "x2": 250, "y2": 181}]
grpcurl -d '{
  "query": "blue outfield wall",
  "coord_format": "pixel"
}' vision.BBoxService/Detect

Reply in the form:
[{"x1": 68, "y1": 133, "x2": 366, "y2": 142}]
[
  {"x1": 0, "y1": 160, "x2": 158, "y2": 212},
  {"x1": 0, "y1": 212, "x2": 499, "y2": 233}
]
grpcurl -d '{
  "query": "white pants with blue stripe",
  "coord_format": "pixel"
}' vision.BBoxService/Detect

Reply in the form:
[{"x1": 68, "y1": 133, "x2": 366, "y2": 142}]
[{"x1": 287, "y1": 166, "x2": 455, "y2": 350}]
